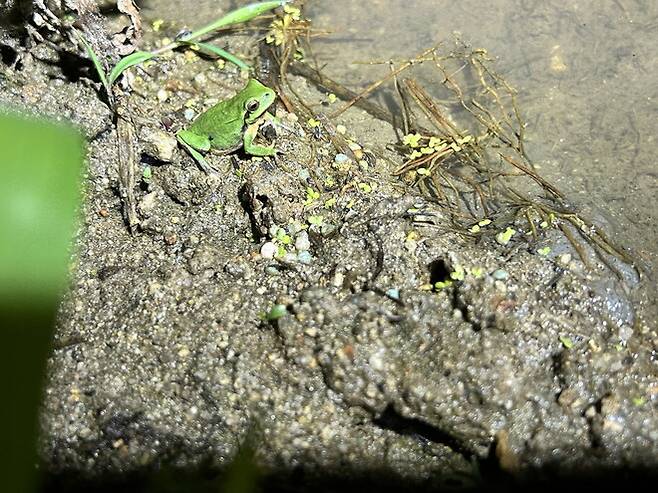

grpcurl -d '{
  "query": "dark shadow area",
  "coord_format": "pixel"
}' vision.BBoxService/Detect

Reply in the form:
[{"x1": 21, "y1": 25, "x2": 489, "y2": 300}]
[{"x1": 40, "y1": 462, "x2": 658, "y2": 493}]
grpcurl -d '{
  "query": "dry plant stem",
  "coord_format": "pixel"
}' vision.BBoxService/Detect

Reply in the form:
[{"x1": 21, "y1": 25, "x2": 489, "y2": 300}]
[
  {"x1": 499, "y1": 154, "x2": 564, "y2": 198},
  {"x1": 392, "y1": 66, "x2": 413, "y2": 135},
  {"x1": 288, "y1": 61, "x2": 405, "y2": 130},
  {"x1": 116, "y1": 100, "x2": 139, "y2": 233},
  {"x1": 402, "y1": 78, "x2": 463, "y2": 140},
  {"x1": 471, "y1": 55, "x2": 528, "y2": 160},
  {"x1": 329, "y1": 46, "x2": 437, "y2": 119}
]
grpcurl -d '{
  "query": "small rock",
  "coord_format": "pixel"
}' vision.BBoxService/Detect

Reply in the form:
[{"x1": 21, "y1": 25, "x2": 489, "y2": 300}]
[
  {"x1": 295, "y1": 231, "x2": 310, "y2": 251},
  {"x1": 493, "y1": 269, "x2": 509, "y2": 281},
  {"x1": 138, "y1": 191, "x2": 159, "y2": 217},
  {"x1": 334, "y1": 153, "x2": 350, "y2": 164},
  {"x1": 386, "y1": 288, "x2": 400, "y2": 300},
  {"x1": 140, "y1": 127, "x2": 177, "y2": 162},
  {"x1": 156, "y1": 89, "x2": 169, "y2": 102},
  {"x1": 184, "y1": 108, "x2": 196, "y2": 121},
  {"x1": 297, "y1": 251, "x2": 312, "y2": 264},
  {"x1": 260, "y1": 242, "x2": 277, "y2": 259},
  {"x1": 283, "y1": 253, "x2": 297, "y2": 263},
  {"x1": 558, "y1": 253, "x2": 572, "y2": 266},
  {"x1": 298, "y1": 168, "x2": 311, "y2": 181}
]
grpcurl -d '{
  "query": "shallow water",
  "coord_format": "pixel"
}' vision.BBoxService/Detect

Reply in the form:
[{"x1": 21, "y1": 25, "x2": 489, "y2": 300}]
[
  {"x1": 144, "y1": 0, "x2": 657, "y2": 302},
  {"x1": 308, "y1": 0, "x2": 657, "y2": 290}
]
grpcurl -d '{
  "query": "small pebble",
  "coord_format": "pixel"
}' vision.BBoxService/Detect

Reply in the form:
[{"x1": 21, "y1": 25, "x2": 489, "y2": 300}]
[
  {"x1": 298, "y1": 168, "x2": 311, "y2": 181},
  {"x1": 260, "y1": 242, "x2": 277, "y2": 259},
  {"x1": 157, "y1": 89, "x2": 169, "y2": 102},
  {"x1": 295, "y1": 231, "x2": 311, "y2": 251},
  {"x1": 297, "y1": 251, "x2": 313, "y2": 264},
  {"x1": 184, "y1": 108, "x2": 196, "y2": 121},
  {"x1": 283, "y1": 253, "x2": 297, "y2": 263},
  {"x1": 334, "y1": 153, "x2": 350, "y2": 164},
  {"x1": 140, "y1": 128, "x2": 178, "y2": 162},
  {"x1": 385, "y1": 288, "x2": 400, "y2": 300},
  {"x1": 492, "y1": 269, "x2": 509, "y2": 281}
]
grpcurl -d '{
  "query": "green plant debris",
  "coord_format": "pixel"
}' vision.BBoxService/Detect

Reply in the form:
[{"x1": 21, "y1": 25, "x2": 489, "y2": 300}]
[
  {"x1": 632, "y1": 396, "x2": 646, "y2": 407},
  {"x1": 184, "y1": 1, "x2": 288, "y2": 42},
  {"x1": 307, "y1": 118, "x2": 321, "y2": 128},
  {"x1": 434, "y1": 280, "x2": 453, "y2": 290},
  {"x1": 266, "y1": 2, "x2": 301, "y2": 45},
  {"x1": 559, "y1": 336, "x2": 574, "y2": 349},
  {"x1": 402, "y1": 133, "x2": 422, "y2": 148},
  {"x1": 358, "y1": 182, "x2": 372, "y2": 193},
  {"x1": 275, "y1": 228, "x2": 292, "y2": 245},
  {"x1": 266, "y1": 303, "x2": 288, "y2": 321},
  {"x1": 304, "y1": 187, "x2": 320, "y2": 205},
  {"x1": 537, "y1": 246, "x2": 551, "y2": 256},
  {"x1": 308, "y1": 215, "x2": 323, "y2": 226},
  {"x1": 324, "y1": 197, "x2": 337, "y2": 208},
  {"x1": 496, "y1": 227, "x2": 516, "y2": 245},
  {"x1": 142, "y1": 165, "x2": 152, "y2": 182},
  {"x1": 450, "y1": 265, "x2": 465, "y2": 281}
]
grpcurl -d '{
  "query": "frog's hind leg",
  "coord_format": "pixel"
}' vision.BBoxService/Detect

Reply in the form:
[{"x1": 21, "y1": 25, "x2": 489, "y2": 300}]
[
  {"x1": 243, "y1": 122, "x2": 276, "y2": 157},
  {"x1": 176, "y1": 132, "x2": 217, "y2": 174}
]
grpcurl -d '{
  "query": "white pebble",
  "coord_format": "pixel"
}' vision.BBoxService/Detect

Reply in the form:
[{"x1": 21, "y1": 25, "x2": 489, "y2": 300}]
[
  {"x1": 260, "y1": 242, "x2": 277, "y2": 259},
  {"x1": 295, "y1": 231, "x2": 311, "y2": 251}
]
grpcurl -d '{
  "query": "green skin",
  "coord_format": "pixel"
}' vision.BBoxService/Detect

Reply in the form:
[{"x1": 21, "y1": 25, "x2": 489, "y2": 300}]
[{"x1": 176, "y1": 79, "x2": 277, "y2": 173}]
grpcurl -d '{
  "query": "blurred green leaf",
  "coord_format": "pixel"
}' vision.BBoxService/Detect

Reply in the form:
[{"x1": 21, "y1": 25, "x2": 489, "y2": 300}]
[{"x1": 0, "y1": 110, "x2": 84, "y2": 493}]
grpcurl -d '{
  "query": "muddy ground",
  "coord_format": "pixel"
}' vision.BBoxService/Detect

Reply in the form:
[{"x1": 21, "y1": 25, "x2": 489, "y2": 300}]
[{"x1": 1, "y1": 4, "x2": 657, "y2": 492}]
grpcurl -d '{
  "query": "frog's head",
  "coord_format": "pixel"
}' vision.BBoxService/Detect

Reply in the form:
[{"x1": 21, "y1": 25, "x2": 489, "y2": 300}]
[{"x1": 244, "y1": 79, "x2": 276, "y2": 124}]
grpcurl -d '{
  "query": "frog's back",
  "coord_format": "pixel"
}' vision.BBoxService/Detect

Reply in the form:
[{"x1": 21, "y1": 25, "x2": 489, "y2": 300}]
[{"x1": 191, "y1": 94, "x2": 246, "y2": 151}]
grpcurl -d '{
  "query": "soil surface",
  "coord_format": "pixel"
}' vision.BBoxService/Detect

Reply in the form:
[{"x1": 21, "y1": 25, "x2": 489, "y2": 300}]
[{"x1": 1, "y1": 3, "x2": 656, "y2": 492}]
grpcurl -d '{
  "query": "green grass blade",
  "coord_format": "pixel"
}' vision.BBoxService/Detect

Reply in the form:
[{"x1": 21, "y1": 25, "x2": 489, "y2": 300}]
[
  {"x1": 186, "y1": 41, "x2": 251, "y2": 70},
  {"x1": 109, "y1": 51, "x2": 156, "y2": 85},
  {"x1": 75, "y1": 30, "x2": 109, "y2": 91},
  {"x1": 184, "y1": 0, "x2": 288, "y2": 42}
]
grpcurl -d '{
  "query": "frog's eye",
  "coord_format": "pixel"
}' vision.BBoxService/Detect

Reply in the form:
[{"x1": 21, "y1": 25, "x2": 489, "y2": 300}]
[{"x1": 245, "y1": 99, "x2": 260, "y2": 112}]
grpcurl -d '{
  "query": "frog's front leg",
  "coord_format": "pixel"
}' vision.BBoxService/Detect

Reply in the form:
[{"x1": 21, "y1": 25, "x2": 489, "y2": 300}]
[
  {"x1": 243, "y1": 121, "x2": 277, "y2": 157},
  {"x1": 176, "y1": 129, "x2": 217, "y2": 174}
]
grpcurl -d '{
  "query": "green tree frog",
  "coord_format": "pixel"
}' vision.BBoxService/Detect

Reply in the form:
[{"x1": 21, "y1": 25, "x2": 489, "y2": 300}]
[{"x1": 176, "y1": 79, "x2": 277, "y2": 173}]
